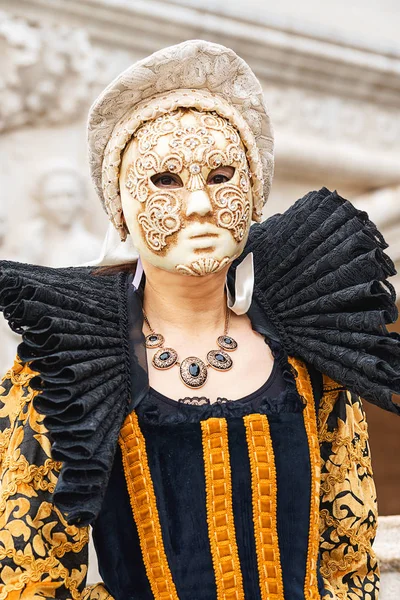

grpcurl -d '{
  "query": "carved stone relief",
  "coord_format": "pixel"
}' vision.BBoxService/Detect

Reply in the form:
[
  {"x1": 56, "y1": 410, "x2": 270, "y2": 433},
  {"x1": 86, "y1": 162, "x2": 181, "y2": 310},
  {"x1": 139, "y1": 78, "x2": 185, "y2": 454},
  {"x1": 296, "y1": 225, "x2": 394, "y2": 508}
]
[
  {"x1": 265, "y1": 83, "x2": 400, "y2": 150},
  {"x1": 0, "y1": 10, "x2": 108, "y2": 132},
  {"x1": 22, "y1": 161, "x2": 102, "y2": 267},
  {"x1": 0, "y1": 7, "x2": 133, "y2": 372},
  {"x1": 0, "y1": 0, "x2": 399, "y2": 588}
]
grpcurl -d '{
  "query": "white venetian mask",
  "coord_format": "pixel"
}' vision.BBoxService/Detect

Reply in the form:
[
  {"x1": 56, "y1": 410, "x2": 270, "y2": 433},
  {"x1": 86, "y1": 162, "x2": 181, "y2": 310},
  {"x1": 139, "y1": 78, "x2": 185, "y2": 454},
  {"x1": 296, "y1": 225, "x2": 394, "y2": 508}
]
[{"x1": 120, "y1": 108, "x2": 253, "y2": 276}]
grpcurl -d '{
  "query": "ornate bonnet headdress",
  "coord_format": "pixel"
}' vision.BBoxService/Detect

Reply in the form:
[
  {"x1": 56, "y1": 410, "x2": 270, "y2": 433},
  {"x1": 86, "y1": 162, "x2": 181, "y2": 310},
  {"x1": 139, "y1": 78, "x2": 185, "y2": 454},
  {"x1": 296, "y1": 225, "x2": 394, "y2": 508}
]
[{"x1": 87, "y1": 39, "x2": 274, "y2": 262}]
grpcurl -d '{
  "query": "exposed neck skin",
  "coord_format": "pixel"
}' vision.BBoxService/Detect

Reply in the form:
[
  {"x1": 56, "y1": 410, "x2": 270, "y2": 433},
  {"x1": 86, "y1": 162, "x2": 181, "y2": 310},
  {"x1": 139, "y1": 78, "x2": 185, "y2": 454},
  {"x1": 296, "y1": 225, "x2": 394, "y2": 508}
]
[{"x1": 142, "y1": 257, "x2": 230, "y2": 337}]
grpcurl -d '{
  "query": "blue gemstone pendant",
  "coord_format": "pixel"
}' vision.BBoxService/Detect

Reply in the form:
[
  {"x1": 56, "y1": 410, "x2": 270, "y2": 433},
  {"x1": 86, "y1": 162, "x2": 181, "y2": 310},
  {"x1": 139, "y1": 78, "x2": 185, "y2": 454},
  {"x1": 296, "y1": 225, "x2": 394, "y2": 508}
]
[
  {"x1": 153, "y1": 347, "x2": 178, "y2": 369},
  {"x1": 207, "y1": 349, "x2": 233, "y2": 371},
  {"x1": 217, "y1": 335, "x2": 238, "y2": 352},
  {"x1": 180, "y1": 357, "x2": 208, "y2": 388},
  {"x1": 145, "y1": 332, "x2": 165, "y2": 349}
]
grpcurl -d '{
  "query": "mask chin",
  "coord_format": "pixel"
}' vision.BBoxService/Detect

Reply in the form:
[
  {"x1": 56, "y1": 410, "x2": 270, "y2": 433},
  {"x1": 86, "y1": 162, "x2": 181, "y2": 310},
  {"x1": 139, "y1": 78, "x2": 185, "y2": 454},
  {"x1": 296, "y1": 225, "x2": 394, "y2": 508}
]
[{"x1": 132, "y1": 222, "x2": 249, "y2": 277}]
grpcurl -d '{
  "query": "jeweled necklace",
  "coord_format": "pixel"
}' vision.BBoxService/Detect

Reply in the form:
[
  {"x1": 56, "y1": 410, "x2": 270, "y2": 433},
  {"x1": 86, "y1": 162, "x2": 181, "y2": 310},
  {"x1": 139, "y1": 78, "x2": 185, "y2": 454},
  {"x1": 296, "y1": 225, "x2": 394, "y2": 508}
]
[{"x1": 143, "y1": 306, "x2": 238, "y2": 389}]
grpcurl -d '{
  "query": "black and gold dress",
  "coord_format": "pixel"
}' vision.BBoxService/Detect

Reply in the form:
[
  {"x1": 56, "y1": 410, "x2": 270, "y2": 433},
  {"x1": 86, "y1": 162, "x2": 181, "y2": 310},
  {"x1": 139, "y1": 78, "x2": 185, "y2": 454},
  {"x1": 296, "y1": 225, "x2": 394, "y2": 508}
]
[{"x1": 0, "y1": 188, "x2": 399, "y2": 600}]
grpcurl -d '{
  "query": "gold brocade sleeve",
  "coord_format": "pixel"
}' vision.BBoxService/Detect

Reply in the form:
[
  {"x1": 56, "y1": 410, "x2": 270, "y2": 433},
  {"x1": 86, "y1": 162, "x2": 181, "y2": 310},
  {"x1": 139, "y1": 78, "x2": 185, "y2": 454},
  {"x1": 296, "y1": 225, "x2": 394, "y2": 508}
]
[
  {"x1": 318, "y1": 375, "x2": 380, "y2": 600},
  {"x1": 0, "y1": 358, "x2": 114, "y2": 600},
  {"x1": 81, "y1": 584, "x2": 113, "y2": 599}
]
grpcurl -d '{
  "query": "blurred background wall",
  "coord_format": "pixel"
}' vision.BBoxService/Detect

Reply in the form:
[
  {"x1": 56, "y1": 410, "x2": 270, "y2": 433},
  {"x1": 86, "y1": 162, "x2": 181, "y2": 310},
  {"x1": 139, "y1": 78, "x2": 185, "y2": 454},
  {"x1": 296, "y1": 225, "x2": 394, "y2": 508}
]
[{"x1": 0, "y1": 0, "x2": 399, "y2": 531}]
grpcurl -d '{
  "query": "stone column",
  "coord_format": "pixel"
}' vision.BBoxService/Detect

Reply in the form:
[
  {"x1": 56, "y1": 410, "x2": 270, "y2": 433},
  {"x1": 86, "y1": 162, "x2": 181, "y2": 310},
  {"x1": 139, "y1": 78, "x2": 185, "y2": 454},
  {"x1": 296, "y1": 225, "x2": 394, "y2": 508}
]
[{"x1": 374, "y1": 516, "x2": 400, "y2": 599}]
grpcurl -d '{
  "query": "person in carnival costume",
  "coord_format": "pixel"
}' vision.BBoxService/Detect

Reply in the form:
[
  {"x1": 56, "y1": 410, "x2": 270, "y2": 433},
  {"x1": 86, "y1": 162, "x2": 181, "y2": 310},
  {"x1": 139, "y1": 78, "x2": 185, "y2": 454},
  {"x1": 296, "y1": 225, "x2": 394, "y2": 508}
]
[{"x1": 0, "y1": 40, "x2": 399, "y2": 600}]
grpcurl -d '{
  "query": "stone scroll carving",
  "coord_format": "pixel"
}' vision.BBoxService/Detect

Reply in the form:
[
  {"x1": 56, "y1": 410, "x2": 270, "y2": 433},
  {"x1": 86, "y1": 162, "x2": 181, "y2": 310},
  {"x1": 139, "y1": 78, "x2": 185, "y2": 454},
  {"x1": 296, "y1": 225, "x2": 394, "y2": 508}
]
[{"x1": 0, "y1": 10, "x2": 103, "y2": 132}]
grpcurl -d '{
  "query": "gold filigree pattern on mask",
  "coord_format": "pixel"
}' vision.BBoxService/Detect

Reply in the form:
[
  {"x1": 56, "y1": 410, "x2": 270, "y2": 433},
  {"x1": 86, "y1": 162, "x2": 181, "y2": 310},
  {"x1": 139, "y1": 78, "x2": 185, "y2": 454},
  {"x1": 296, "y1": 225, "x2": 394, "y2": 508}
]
[
  {"x1": 124, "y1": 109, "x2": 251, "y2": 253},
  {"x1": 136, "y1": 191, "x2": 181, "y2": 251},
  {"x1": 176, "y1": 257, "x2": 231, "y2": 276},
  {"x1": 212, "y1": 176, "x2": 251, "y2": 242}
]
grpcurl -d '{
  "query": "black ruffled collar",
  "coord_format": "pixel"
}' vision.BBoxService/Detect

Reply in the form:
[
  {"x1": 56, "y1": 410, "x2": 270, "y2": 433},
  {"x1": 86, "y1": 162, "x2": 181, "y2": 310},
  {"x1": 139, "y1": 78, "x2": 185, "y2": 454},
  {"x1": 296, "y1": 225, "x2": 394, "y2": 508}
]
[
  {"x1": 1, "y1": 186, "x2": 399, "y2": 527},
  {"x1": 0, "y1": 264, "x2": 134, "y2": 525},
  {"x1": 234, "y1": 187, "x2": 400, "y2": 413}
]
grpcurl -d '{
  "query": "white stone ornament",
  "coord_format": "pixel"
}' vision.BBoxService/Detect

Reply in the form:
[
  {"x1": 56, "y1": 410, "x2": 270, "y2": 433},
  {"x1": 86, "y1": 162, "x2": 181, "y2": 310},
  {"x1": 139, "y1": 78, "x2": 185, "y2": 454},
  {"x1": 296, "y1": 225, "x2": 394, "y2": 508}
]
[
  {"x1": 0, "y1": 11, "x2": 102, "y2": 133},
  {"x1": 29, "y1": 162, "x2": 102, "y2": 268}
]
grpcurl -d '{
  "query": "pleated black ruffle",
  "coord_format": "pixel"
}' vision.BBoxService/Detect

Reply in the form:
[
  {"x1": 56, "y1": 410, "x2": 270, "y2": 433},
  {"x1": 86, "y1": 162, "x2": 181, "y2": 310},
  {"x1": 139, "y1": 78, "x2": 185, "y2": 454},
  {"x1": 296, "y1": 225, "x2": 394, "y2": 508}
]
[
  {"x1": 1, "y1": 186, "x2": 399, "y2": 526},
  {"x1": 235, "y1": 186, "x2": 400, "y2": 413},
  {"x1": 0, "y1": 262, "x2": 131, "y2": 525}
]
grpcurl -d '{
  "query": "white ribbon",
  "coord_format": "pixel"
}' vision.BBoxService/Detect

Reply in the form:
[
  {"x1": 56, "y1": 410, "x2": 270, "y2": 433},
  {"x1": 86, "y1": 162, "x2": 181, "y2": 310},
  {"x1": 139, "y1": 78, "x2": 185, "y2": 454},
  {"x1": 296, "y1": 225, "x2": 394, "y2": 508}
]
[
  {"x1": 226, "y1": 252, "x2": 254, "y2": 315},
  {"x1": 82, "y1": 223, "x2": 139, "y2": 267},
  {"x1": 132, "y1": 256, "x2": 144, "y2": 290}
]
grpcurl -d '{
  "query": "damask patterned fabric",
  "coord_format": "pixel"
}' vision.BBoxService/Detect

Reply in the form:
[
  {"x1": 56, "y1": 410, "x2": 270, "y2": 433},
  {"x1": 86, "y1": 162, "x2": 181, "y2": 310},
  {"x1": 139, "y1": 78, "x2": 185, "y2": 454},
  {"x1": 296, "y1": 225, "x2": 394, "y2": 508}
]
[
  {"x1": 318, "y1": 376, "x2": 380, "y2": 599},
  {"x1": 0, "y1": 358, "x2": 379, "y2": 599},
  {"x1": 0, "y1": 262, "x2": 139, "y2": 527},
  {"x1": 0, "y1": 359, "x2": 89, "y2": 600}
]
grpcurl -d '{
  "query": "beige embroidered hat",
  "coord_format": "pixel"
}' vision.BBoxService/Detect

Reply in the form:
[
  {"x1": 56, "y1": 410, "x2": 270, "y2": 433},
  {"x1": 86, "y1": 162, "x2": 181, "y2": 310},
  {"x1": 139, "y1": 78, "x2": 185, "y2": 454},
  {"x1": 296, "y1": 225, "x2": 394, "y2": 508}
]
[{"x1": 87, "y1": 39, "x2": 274, "y2": 241}]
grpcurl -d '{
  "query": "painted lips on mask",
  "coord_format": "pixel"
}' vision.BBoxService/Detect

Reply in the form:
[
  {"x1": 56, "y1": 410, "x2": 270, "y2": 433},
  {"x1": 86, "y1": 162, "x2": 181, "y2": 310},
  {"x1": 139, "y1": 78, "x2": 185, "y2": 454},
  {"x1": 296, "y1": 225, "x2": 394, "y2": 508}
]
[{"x1": 120, "y1": 108, "x2": 253, "y2": 275}]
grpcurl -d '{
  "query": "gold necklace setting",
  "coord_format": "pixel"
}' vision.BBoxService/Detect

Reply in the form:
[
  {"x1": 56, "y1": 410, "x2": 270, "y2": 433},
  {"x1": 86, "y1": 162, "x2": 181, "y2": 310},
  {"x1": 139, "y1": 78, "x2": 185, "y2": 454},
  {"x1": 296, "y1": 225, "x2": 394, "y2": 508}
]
[{"x1": 143, "y1": 308, "x2": 238, "y2": 389}]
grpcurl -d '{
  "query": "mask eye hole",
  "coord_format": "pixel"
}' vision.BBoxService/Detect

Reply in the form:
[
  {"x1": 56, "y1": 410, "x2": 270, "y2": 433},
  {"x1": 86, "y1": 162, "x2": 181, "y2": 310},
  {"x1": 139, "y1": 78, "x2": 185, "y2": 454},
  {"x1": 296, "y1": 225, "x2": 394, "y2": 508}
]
[
  {"x1": 207, "y1": 166, "x2": 235, "y2": 186},
  {"x1": 151, "y1": 172, "x2": 183, "y2": 189}
]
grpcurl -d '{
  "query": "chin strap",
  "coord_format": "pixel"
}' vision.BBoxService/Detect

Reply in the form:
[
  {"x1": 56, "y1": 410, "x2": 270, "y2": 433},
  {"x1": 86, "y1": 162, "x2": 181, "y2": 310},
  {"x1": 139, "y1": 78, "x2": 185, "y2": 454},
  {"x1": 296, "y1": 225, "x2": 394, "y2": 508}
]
[
  {"x1": 132, "y1": 256, "x2": 144, "y2": 290},
  {"x1": 226, "y1": 252, "x2": 254, "y2": 315}
]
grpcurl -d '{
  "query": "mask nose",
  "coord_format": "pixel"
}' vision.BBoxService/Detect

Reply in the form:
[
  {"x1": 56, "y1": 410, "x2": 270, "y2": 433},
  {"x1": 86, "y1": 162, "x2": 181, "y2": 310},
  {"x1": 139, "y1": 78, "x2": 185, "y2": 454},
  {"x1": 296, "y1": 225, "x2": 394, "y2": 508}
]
[{"x1": 185, "y1": 189, "x2": 213, "y2": 217}]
